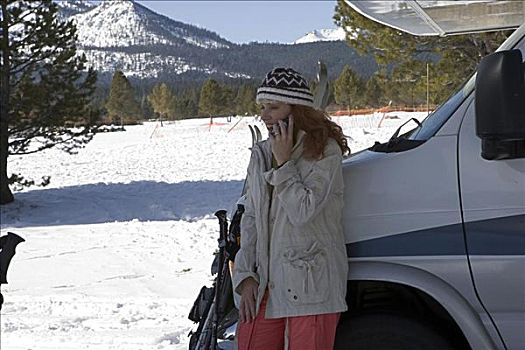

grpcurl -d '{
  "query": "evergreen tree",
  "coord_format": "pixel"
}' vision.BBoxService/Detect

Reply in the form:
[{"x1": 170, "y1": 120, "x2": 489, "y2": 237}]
[
  {"x1": 333, "y1": 0, "x2": 510, "y2": 106},
  {"x1": 220, "y1": 85, "x2": 235, "y2": 115},
  {"x1": 148, "y1": 83, "x2": 175, "y2": 123},
  {"x1": 334, "y1": 65, "x2": 364, "y2": 111},
  {"x1": 364, "y1": 74, "x2": 383, "y2": 108},
  {"x1": 140, "y1": 90, "x2": 154, "y2": 120},
  {"x1": 325, "y1": 81, "x2": 336, "y2": 108},
  {"x1": 0, "y1": 0, "x2": 99, "y2": 204},
  {"x1": 174, "y1": 87, "x2": 199, "y2": 119},
  {"x1": 390, "y1": 61, "x2": 430, "y2": 107},
  {"x1": 234, "y1": 84, "x2": 257, "y2": 115},
  {"x1": 174, "y1": 95, "x2": 198, "y2": 120},
  {"x1": 199, "y1": 79, "x2": 223, "y2": 116},
  {"x1": 106, "y1": 71, "x2": 141, "y2": 125}
]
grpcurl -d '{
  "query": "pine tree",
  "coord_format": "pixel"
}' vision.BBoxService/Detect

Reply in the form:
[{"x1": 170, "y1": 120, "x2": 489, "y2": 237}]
[
  {"x1": 391, "y1": 61, "x2": 430, "y2": 107},
  {"x1": 334, "y1": 65, "x2": 364, "y2": 111},
  {"x1": 148, "y1": 83, "x2": 175, "y2": 124},
  {"x1": 234, "y1": 84, "x2": 257, "y2": 115},
  {"x1": 0, "y1": 0, "x2": 99, "y2": 204},
  {"x1": 199, "y1": 79, "x2": 223, "y2": 117},
  {"x1": 364, "y1": 74, "x2": 383, "y2": 108},
  {"x1": 105, "y1": 71, "x2": 141, "y2": 126},
  {"x1": 220, "y1": 85, "x2": 235, "y2": 116},
  {"x1": 173, "y1": 88, "x2": 199, "y2": 120},
  {"x1": 333, "y1": 0, "x2": 510, "y2": 106},
  {"x1": 140, "y1": 89, "x2": 154, "y2": 120}
]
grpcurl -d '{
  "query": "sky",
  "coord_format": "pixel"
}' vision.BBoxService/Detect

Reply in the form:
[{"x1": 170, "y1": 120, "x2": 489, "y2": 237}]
[{"x1": 135, "y1": 1, "x2": 340, "y2": 44}]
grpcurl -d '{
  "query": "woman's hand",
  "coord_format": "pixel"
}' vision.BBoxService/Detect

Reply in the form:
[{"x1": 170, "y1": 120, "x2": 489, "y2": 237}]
[
  {"x1": 270, "y1": 115, "x2": 294, "y2": 166},
  {"x1": 238, "y1": 277, "x2": 259, "y2": 323}
]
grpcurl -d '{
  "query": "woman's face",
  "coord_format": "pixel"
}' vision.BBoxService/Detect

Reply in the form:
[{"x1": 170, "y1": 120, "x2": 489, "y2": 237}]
[{"x1": 260, "y1": 102, "x2": 292, "y2": 131}]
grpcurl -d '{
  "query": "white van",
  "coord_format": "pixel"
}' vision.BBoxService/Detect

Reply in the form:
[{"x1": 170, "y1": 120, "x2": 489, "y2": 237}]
[{"x1": 337, "y1": 1, "x2": 525, "y2": 349}]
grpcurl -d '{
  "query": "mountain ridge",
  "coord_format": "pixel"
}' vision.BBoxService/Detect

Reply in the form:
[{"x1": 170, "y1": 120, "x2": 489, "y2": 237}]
[
  {"x1": 71, "y1": 0, "x2": 231, "y2": 49},
  {"x1": 294, "y1": 28, "x2": 346, "y2": 44},
  {"x1": 56, "y1": 0, "x2": 377, "y2": 85}
]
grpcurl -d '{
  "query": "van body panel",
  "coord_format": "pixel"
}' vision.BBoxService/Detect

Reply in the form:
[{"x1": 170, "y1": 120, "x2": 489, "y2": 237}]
[
  {"x1": 459, "y1": 95, "x2": 525, "y2": 349},
  {"x1": 459, "y1": 100, "x2": 525, "y2": 220},
  {"x1": 342, "y1": 134, "x2": 461, "y2": 244},
  {"x1": 468, "y1": 256, "x2": 525, "y2": 348}
]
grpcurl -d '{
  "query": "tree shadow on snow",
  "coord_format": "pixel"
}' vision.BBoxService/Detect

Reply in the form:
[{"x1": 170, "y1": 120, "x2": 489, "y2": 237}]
[{"x1": 1, "y1": 180, "x2": 244, "y2": 228}]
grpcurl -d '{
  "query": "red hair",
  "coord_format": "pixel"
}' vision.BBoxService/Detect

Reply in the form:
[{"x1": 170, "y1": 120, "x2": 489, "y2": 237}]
[{"x1": 291, "y1": 105, "x2": 351, "y2": 160}]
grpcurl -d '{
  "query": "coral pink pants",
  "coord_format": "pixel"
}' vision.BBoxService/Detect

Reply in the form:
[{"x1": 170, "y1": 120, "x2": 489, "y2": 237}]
[{"x1": 236, "y1": 292, "x2": 340, "y2": 350}]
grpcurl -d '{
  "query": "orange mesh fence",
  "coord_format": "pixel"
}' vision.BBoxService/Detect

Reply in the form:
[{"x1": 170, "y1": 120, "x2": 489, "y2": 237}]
[{"x1": 329, "y1": 105, "x2": 435, "y2": 117}]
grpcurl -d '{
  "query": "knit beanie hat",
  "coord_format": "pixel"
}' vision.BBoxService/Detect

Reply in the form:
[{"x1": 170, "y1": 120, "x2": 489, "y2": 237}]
[{"x1": 256, "y1": 67, "x2": 314, "y2": 108}]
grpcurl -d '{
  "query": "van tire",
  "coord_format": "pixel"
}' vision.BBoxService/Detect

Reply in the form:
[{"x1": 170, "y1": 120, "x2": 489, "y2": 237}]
[{"x1": 334, "y1": 313, "x2": 455, "y2": 350}]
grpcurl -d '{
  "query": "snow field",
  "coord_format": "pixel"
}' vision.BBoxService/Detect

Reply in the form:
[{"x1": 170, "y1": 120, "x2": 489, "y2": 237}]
[{"x1": 1, "y1": 112, "x2": 427, "y2": 349}]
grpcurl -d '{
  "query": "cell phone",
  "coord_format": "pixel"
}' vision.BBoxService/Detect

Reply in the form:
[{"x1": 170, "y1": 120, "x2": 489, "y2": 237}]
[
  {"x1": 270, "y1": 117, "x2": 289, "y2": 136},
  {"x1": 281, "y1": 117, "x2": 289, "y2": 128}
]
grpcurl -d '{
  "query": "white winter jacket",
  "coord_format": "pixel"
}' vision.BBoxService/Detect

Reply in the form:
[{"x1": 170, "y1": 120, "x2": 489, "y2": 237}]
[{"x1": 232, "y1": 130, "x2": 348, "y2": 318}]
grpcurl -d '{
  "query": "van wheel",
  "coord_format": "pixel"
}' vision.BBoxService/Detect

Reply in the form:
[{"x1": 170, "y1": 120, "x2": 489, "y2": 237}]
[{"x1": 334, "y1": 313, "x2": 455, "y2": 350}]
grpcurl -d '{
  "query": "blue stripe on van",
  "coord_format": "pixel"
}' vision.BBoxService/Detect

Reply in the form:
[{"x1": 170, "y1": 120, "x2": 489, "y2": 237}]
[
  {"x1": 465, "y1": 214, "x2": 525, "y2": 255},
  {"x1": 346, "y1": 214, "x2": 524, "y2": 257}
]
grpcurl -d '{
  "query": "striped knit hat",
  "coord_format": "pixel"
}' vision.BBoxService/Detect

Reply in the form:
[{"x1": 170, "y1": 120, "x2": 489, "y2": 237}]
[{"x1": 256, "y1": 67, "x2": 314, "y2": 108}]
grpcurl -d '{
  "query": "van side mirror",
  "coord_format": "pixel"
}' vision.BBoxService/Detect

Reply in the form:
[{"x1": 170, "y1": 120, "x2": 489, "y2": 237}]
[{"x1": 475, "y1": 49, "x2": 525, "y2": 160}]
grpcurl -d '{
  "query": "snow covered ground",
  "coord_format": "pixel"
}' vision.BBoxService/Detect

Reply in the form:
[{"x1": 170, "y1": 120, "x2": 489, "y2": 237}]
[{"x1": 0, "y1": 111, "x2": 427, "y2": 349}]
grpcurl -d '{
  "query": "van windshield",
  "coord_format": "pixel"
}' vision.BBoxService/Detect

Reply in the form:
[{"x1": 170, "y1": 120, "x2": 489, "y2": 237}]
[{"x1": 407, "y1": 74, "x2": 475, "y2": 141}]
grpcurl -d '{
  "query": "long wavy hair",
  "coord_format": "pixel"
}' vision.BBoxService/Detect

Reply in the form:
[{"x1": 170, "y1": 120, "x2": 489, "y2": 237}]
[{"x1": 291, "y1": 105, "x2": 351, "y2": 160}]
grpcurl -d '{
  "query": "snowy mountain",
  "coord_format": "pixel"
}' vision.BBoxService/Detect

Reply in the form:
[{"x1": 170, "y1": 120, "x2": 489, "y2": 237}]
[
  {"x1": 54, "y1": 1, "x2": 376, "y2": 84},
  {"x1": 294, "y1": 28, "x2": 346, "y2": 44},
  {"x1": 56, "y1": 0, "x2": 241, "y2": 80},
  {"x1": 55, "y1": 0, "x2": 97, "y2": 19},
  {"x1": 71, "y1": 0, "x2": 230, "y2": 49}
]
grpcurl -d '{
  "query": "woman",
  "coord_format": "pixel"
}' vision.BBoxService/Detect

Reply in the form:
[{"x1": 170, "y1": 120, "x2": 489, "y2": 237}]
[{"x1": 232, "y1": 67, "x2": 350, "y2": 350}]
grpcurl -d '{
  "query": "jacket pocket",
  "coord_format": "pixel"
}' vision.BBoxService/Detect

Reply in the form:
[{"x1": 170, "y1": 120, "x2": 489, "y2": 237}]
[{"x1": 281, "y1": 241, "x2": 330, "y2": 305}]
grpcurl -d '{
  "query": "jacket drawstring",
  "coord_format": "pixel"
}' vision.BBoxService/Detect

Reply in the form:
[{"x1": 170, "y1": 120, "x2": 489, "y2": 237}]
[{"x1": 283, "y1": 242, "x2": 322, "y2": 294}]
